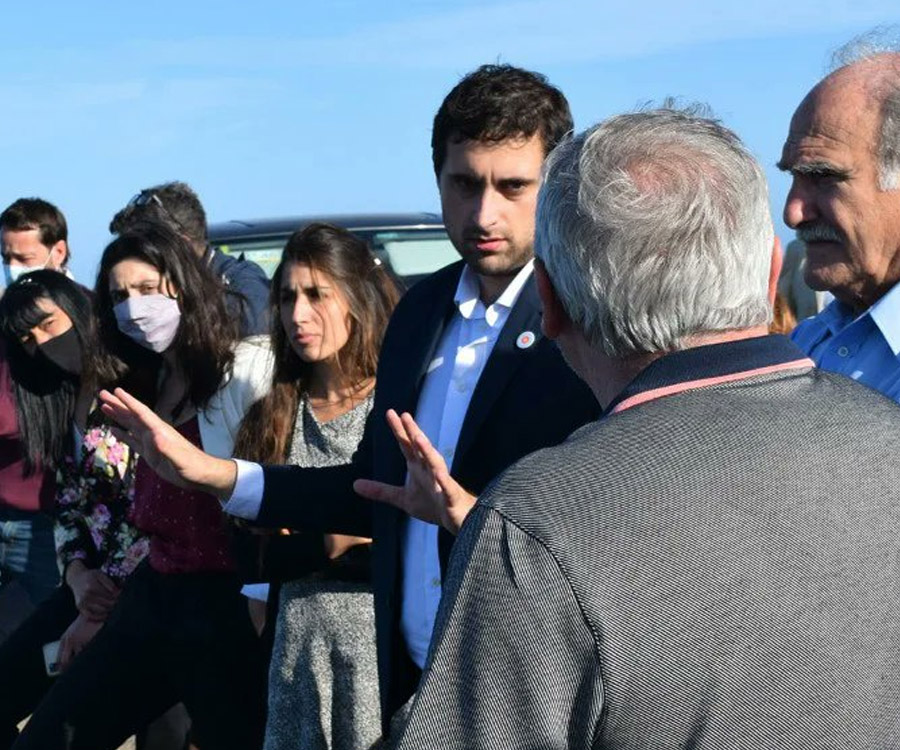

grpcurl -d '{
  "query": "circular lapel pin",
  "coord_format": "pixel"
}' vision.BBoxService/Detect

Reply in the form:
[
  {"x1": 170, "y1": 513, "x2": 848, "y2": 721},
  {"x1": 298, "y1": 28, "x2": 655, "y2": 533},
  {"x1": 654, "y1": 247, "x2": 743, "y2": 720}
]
[{"x1": 516, "y1": 331, "x2": 536, "y2": 349}]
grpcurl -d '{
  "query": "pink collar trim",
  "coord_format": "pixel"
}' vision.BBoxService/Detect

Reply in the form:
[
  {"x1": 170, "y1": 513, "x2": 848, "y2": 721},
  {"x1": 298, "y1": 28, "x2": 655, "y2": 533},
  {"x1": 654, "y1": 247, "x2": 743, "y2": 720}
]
[{"x1": 610, "y1": 358, "x2": 815, "y2": 415}]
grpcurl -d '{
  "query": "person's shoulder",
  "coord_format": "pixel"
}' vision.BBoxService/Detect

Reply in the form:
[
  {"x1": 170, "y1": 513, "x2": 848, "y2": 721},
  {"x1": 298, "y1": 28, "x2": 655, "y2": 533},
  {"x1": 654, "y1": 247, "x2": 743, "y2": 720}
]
[
  {"x1": 211, "y1": 247, "x2": 268, "y2": 283},
  {"x1": 381, "y1": 260, "x2": 464, "y2": 342},
  {"x1": 396, "y1": 260, "x2": 465, "y2": 309},
  {"x1": 814, "y1": 366, "x2": 900, "y2": 415},
  {"x1": 478, "y1": 419, "x2": 608, "y2": 511},
  {"x1": 232, "y1": 335, "x2": 273, "y2": 368}
]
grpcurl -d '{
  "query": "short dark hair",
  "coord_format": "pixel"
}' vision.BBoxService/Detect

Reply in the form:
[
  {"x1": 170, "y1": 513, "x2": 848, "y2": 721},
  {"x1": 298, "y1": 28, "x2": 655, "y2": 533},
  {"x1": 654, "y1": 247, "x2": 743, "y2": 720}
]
[
  {"x1": 431, "y1": 64, "x2": 573, "y2": 178},
  {"x1": 0, "y1": 198, "x2": 69, "y2": 262},
  {"x1": 109, "y1": 181, "x2": 208, "y2": 249}
]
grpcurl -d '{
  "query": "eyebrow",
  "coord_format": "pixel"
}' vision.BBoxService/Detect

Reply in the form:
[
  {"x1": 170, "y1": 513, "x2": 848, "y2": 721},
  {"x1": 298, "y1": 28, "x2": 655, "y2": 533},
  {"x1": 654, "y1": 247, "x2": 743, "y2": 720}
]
[
  {"x1": 447, "y1": 171, "x2": 483, "y2": 181},
  {"x1": 281, "y1": 283, "x2": 333, "y2": 292},
  {"x1": 775, "y1": 159, "x2": 852, "y2": 179}
]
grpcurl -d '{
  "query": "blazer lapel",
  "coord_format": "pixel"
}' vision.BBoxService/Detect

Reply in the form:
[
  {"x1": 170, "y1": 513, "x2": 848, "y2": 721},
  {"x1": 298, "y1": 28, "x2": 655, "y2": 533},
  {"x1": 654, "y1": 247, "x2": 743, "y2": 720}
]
[
  {"x1": 391, "y1": 272, "x2": 459, "y2": 417},
  {"x1": 451, "y1": 276, "x2": 543, "y2": 470}
]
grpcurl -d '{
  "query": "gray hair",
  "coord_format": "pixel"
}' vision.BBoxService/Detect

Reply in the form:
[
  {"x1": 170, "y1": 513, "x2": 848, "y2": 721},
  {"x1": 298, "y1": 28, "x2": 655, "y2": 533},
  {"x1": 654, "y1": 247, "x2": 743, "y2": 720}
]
[
  {"x1": 830, "y1": 27, "x2": 900, "y2": 190},
  {"x1": 535, "y1": 105, "x2": 773, "y2": 358}
]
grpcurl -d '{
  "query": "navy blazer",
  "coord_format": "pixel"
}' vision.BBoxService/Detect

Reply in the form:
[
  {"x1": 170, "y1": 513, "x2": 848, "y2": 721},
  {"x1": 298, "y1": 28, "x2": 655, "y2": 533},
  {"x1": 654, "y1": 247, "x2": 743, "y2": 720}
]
[{"x1": 256, "y1": 260, "x2": 599, "y2": 726}]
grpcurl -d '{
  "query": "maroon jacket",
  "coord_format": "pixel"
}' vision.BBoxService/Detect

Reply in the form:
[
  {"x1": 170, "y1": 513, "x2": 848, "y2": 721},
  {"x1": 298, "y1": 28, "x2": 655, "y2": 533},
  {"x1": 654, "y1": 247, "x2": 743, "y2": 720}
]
[{"x1": 0, "y1": 338, "x2": 56, "y2": 513}]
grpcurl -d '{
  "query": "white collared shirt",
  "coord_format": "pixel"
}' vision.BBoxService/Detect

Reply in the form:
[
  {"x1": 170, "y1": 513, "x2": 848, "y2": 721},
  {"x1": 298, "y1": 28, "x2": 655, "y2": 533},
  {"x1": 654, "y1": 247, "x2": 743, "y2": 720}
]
[
  {"x1": 400, "y1": 260, "x2": 534, "y2": 668},
  {"x1": 224, "y1": 261, "x2": 535, "y2": 667}
]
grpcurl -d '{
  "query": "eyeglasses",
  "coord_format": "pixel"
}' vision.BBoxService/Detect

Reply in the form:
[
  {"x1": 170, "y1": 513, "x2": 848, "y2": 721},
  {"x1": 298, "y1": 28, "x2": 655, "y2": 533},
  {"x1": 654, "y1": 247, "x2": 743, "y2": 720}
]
[{"x1": 127, "y1": 190, "x2": 189, "y2": 236}]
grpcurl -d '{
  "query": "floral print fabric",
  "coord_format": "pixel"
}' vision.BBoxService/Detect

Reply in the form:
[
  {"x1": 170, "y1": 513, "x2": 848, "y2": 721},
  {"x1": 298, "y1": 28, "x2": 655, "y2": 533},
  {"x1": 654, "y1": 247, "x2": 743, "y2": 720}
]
[{"x1": 54, "y1": 409, "x2": 149, "y2": 582}]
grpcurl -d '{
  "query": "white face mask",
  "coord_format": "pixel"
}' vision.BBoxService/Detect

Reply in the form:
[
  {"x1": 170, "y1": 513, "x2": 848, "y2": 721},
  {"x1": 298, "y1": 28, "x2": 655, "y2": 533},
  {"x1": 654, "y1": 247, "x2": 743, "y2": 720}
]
[
  {"x1": 113, "y1": 294, "x2": 182, "y2": 353},
  {"x1": 2, "y1": 252, "x2": 52, "y2": 286}
]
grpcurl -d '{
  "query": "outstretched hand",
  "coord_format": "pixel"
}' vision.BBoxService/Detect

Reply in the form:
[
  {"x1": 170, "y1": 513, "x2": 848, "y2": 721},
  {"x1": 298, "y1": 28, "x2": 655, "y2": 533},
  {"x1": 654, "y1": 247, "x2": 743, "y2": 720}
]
[
  {"x1": 99, "y1": 388, "x2": 238, "y2": 499},
  {"x1": 353, "y1": 410, "x2": 476, "y2": 535}
]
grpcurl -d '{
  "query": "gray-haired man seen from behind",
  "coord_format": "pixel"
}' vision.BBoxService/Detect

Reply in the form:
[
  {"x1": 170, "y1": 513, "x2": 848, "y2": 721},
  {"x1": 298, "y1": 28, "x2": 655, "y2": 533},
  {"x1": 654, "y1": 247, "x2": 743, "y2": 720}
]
[{"x1": 395, "y1": 107, "x2": 900, "y2": 748}]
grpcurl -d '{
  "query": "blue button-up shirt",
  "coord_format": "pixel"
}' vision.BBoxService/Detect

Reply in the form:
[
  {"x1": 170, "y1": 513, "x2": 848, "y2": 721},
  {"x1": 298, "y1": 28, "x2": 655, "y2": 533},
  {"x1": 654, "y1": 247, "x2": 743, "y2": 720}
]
[{"x1": 791, "y1": 281, "x2": 900, "y2": 403}]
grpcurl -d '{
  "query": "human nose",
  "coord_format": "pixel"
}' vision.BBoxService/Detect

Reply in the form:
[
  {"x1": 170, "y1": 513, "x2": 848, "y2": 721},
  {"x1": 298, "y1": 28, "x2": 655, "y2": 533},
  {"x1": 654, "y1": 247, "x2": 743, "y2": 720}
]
[
  {"x1": 292, "y1": 295, "x2": 313, "y2": 325},
  {"x1": 783, "y1": 178, "x2": 817, "y2": 229},
  {"x1": 31, "y1": 329, "x2": 51, "y2": 349},
  {"x1": 472, "y1": 186, "x2": 502, "y2": 231}
]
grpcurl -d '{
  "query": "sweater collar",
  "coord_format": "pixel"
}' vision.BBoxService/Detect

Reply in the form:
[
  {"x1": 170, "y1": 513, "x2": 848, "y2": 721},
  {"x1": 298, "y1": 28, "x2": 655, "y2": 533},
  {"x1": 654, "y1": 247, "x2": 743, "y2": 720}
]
[{"x1": 605, "y1": 335, "x2": 814, "y2": 416}]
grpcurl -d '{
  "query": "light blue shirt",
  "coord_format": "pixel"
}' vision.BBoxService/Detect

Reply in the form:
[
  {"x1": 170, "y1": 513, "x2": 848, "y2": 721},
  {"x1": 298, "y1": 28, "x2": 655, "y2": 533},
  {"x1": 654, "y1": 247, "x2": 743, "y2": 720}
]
[
  {"x1": 791, "y1": 281, "x2": 900, "y2": 403},
  {"x1": 400, "y1": 260, "x2": 534, "y2": 668}
]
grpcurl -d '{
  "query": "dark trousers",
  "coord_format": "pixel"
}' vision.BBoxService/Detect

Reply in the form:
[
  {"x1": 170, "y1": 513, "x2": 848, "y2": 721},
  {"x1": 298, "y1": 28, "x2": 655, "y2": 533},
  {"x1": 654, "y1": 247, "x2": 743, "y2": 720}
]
[
  {"x1": 0, "y1": 585, "x2": 74, "y2": 750},
  {"x1": 11, "y1": 563, "x2": 267, "y2": 750}
]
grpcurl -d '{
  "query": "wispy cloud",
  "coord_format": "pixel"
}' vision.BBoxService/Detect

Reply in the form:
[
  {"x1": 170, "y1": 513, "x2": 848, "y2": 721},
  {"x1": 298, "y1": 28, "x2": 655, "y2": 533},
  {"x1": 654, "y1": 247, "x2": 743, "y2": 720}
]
[
  {"x1": 0, "y1": 76, "x2": 282, "y2": 152},
  {"x1": 115, "y1": 0, "x2": 900, "y2": 70}
]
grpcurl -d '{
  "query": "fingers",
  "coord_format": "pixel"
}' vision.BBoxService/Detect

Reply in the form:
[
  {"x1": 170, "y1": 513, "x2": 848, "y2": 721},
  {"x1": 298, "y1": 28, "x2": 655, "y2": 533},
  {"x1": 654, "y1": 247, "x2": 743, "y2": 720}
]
[
  {"x1": 99, "y1": 391, "x2": 134, "y2": 431},
  {"x1": 385, "y1": 410, "x2": 416, "y2": 463},
  {"x1": 84, "y1": 588, "x2": 118, "y2": 612},
  {"x1": 407, "y1": 424, "x2": 449, "y2": 474},
  {"x1": 80, "y1": 602, "x2": 110, "y2": 620},
  {"x1": 94, "y1": 571, "x2": 121, "y2": 595},
  {"x1": 58, "y1": 635, "x2": 74, "y2": 672},
  {"x1": 99, "y1": 387, "x2": 159, "y2": 434},
  {"x1": 353, "y1": 478, "x2": 406, "y2": 510},
  {"x1": 113, "y1": 387, "x2": 160, "y2": 424},
  {"x1": 78, "y1": 591, "x2": 116, "y2": 619}
]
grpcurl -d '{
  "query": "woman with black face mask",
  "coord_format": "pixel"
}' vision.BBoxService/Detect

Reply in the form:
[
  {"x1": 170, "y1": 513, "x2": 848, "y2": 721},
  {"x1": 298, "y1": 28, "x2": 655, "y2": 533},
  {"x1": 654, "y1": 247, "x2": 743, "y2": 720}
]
[
  {"x1": 9, "y1": 223, "x2": 274, "y2": 750},
  {"x1": 0, "y1": 270, "x2": 153, "y2": 750}
]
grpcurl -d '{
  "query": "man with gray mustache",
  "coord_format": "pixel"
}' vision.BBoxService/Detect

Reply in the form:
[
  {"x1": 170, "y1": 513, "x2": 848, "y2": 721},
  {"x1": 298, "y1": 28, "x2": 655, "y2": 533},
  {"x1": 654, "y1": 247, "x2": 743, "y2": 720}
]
[{"x1": 779, "y1": 30, "x2": 900, "y2": 400}]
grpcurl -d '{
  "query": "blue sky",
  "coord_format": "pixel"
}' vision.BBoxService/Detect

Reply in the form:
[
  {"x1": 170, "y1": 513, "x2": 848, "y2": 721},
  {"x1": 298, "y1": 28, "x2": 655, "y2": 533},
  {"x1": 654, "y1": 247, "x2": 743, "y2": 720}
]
[{"x1": 2, "y1": 1, "x2": 898, "y2": 283}]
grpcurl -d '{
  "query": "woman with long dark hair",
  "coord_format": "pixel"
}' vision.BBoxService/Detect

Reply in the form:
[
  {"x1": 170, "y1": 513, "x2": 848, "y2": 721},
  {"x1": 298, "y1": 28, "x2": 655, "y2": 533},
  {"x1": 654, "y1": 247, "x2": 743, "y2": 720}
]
[
  {"x1": 0, "y1": 271, "x2": 147, "y2": 749},
  {"x1": 11, "y1": 223, "x2": 273, "y2": 750},
  {"x1": 232, "y1": 223, "x2": 399, "y2": 750}
]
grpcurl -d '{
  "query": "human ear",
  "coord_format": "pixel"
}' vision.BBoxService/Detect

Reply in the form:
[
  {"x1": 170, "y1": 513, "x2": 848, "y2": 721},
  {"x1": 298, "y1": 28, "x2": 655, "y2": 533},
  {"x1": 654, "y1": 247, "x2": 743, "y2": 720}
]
[
  {"x1": 534, "y1": 259, "x2": 571, "y2": 339},
  {"x1": 768, "y1": 236, "x2": 783, "y2": 306}
]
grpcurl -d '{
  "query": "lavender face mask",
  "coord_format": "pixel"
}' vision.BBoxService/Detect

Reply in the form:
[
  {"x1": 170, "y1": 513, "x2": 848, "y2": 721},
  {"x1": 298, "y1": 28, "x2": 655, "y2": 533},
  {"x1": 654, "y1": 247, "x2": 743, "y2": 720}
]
[{"x1": 113, "y1": 294, "x2": 181, "y2": 353}]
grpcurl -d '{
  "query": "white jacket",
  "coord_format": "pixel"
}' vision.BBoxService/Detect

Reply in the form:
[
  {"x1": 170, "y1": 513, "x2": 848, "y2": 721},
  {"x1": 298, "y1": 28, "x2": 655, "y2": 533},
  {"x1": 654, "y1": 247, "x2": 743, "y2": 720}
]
[{"x1": 198, "y1": 335, "x2": 274, "y2": 459}]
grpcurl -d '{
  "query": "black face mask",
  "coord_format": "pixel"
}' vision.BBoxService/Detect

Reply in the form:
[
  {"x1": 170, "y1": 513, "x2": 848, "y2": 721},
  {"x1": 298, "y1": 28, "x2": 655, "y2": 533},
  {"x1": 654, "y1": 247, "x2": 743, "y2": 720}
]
[{"x1": 35, "y1": 327, "x2": 83, "y2": 378}]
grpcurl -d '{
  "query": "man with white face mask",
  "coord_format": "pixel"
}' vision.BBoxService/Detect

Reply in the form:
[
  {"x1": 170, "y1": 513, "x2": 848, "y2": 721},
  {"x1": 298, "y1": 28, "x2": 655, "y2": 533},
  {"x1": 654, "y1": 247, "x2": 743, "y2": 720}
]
[
  {"x1": 0, "y1": 198, "x2": 70, "y2": 642},
  {"x1": 0, "y1": 198, "x2": 70, "y2": 288}
]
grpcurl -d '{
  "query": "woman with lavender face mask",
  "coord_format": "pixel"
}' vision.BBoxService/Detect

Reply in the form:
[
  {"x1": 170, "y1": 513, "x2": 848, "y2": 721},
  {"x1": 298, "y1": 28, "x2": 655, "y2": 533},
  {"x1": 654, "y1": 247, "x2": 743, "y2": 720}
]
[
  {"x1": 11, "y1": 222, "x2": 274, "y2": 750},
  {"x1": 112, "y1": 292, "x2": 182, "y2": 354}
]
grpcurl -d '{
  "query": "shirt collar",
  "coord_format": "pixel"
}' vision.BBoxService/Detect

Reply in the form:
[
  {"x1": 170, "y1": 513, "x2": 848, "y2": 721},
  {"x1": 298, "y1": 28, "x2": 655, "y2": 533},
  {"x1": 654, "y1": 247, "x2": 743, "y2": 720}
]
[
  {"x1": 867, "y1": 281, "x2": 900, "y2": 356},
  {"x1": 817, "y1": 297, "x2": 853, "y2": 336},
  {"x1": 454, "y1": 260, "x2": 534, "y2": 323},
  {"x1": 604, "y1": 335, "x2": 813, "y2": 416},
  {"x1": 816, "y1": 281, "x2": 900, "y2": 357}
]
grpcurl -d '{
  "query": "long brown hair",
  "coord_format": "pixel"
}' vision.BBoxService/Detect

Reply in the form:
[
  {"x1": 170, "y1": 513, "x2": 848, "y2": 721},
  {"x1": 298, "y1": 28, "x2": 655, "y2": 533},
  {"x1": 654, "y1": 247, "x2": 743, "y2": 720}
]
[
  {"x1": 94, "y1": 221, "x2": 237, "y2": 414},
  {"x1": 233, "y1": 223, "x2": 399, "y2": 463}
]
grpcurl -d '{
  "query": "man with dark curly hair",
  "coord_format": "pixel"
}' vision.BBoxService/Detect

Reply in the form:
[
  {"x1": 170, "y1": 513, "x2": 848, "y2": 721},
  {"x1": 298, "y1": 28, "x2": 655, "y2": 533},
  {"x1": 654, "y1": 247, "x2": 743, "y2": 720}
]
[{"x1": 101, "y1": 64, "x2": 599, "y2": 743}]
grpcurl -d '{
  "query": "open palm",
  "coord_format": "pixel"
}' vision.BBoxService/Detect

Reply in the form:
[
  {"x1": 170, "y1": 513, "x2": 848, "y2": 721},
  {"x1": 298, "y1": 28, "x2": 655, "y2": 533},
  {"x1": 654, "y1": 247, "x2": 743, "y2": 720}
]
[
  {"x1": 99, "y1": 388, "x2": 233, "y2": 495},
  {"x1": 354, "y1": 410, "x2": 476, "y2": 535}
]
